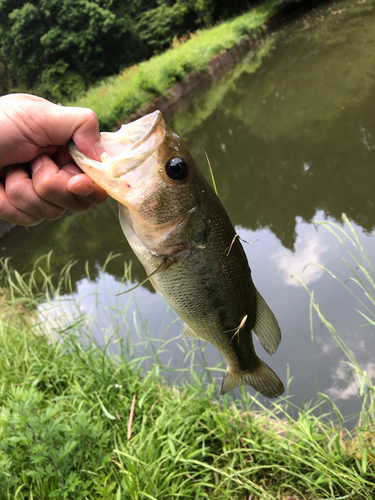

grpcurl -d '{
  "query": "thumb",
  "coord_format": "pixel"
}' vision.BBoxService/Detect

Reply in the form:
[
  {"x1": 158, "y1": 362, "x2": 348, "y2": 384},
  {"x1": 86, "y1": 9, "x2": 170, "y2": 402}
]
[{"x1": 49, "y1": 105, "x2": 105, "y2": 161}]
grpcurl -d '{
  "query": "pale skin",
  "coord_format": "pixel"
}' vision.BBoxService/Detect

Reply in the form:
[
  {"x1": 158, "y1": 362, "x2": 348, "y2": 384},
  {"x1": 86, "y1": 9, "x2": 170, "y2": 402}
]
[{"x1": 0, "y1": 93, "x2": 108, "y2": 226}]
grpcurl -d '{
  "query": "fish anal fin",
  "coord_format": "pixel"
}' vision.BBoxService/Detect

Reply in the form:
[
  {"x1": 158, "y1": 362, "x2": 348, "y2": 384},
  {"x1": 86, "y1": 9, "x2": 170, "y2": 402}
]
[
  {"x1": 221, "y1": 359, "x2": 284, "y2": 398},
  {"x1": 179, "y1": 323, "x2": 202, "y2": 340},
  {"x1": 253, "y1": 289, "x2": 281, "y2": 355}
]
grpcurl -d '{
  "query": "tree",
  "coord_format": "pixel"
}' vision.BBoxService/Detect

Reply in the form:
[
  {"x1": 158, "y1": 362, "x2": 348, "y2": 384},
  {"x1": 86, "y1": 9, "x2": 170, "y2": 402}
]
[
  {"x1": 0, "y1": 0, "x2": 146, "y2": 101},
  {"x1": 136, "y1": 0, "x2": 260, "y2": 51},
  {"x1": 0, "y1": 0, "x2": 262, "y2": 101}
]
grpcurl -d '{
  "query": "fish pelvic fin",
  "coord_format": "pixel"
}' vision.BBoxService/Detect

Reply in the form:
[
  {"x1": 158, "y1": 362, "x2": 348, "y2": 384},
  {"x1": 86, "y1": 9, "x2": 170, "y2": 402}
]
[
  {"x1": 179, "y1": 323, "x2": 202, "y2": 340},
  {"x1": 221, "y1": 359, "x2": 284, "y2": 398},
  {"x1": 253, "y1": 289, "x2": 281, "y2": 355},
  {"x1": 115, "y1": 257, "x2": 174, "y2": 296}
]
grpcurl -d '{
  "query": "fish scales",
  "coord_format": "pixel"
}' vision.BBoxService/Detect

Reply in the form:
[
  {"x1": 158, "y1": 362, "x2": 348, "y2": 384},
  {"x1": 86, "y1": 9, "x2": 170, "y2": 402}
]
[{"x1": 68, "y1": 110, "x2": 284, "y2": 398}]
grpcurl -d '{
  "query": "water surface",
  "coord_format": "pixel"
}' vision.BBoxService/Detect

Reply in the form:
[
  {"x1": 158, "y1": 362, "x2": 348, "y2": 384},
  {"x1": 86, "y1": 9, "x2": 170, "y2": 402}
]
[{"x1": 2, "y1": 0, "x2": 375, "y2": 419}]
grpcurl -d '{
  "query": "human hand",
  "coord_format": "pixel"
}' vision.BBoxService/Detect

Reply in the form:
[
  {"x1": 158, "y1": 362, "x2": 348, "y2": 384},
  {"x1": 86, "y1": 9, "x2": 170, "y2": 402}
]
[{"x1": 0, "y1": 93, "x2": 108, "y2": 226}]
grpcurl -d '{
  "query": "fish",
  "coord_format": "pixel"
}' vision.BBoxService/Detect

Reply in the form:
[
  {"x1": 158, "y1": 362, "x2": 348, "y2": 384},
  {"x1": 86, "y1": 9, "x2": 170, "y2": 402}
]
[{"x1": 68, "y1": 110, "x2": 284, "y2": 398}]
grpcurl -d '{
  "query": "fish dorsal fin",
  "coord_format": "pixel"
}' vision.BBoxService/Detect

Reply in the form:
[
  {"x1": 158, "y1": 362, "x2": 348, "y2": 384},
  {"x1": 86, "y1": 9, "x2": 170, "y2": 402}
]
[
  {"x1": 252, "y1": 289, "x2": 281, "y2": 355},
  {"x1": 179, "y1": 323, "x2": 202, "y2": 340}
]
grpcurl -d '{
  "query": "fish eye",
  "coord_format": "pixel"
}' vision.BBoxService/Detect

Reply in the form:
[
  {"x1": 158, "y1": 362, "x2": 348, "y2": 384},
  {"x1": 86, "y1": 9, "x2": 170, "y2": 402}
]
[{"x1": 165, "y1": 157, "x2": 189, "y2": 182}]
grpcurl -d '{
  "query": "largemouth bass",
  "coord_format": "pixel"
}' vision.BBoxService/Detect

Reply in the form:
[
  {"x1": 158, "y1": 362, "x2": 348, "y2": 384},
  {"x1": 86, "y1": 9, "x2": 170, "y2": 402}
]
[{"x1": 68, "y1": 111, "x2": 284, "y2": 398}]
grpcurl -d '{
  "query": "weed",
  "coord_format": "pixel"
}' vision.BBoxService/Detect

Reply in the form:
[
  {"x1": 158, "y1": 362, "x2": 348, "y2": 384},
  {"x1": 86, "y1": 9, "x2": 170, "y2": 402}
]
[{"x1": 0, "y1": 215, "x2": 374, "y2": 498}]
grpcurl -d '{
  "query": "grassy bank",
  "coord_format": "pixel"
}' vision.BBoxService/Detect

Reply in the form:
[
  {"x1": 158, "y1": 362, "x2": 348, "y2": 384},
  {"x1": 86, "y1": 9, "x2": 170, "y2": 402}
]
[
  {"x1": 73, "y1": 1, "x2": 285, "y2": 131},
  {"x1": 0, "y1": 216, "x2": 375, "y2": 499}
]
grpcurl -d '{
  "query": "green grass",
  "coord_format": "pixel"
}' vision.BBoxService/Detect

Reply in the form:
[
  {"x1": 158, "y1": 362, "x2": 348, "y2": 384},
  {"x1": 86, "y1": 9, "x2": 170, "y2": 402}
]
[
  {"x1": 0, "y1": 215, "x2": 375, "y2": 499},
  {"x1": 73, "y1": 1, "x2": 285, "y2": 130},
  {"x1": 295, "y1": 215, "x2": 375, "y2": 428}
]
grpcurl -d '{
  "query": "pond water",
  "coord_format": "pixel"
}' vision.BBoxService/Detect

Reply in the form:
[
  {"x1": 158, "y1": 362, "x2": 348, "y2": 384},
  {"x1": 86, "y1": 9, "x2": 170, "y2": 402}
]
[{"x1": 2, "y1": 0, "x2": 375, "y2": 420}]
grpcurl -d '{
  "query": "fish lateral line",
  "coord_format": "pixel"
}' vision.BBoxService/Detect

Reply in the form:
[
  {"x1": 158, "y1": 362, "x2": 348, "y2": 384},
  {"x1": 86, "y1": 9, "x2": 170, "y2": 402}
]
[{"x1": 115, "y1": 257, "x2": 175, "y2": 296}]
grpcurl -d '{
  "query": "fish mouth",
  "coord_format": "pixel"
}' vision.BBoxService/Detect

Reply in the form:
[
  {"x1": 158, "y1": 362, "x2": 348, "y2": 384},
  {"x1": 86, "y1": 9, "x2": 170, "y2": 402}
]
[
  {"x1": 100, "y1": 110, "x2": 164, "y2": 162},
  {"x1": 68, "y1": 110, "x2": 165, "y2": 198}
]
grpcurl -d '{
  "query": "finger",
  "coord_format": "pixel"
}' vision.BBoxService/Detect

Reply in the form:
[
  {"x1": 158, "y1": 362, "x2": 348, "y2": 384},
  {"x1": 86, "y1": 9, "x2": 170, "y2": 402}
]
[
  {"x1": 1, "y1": 93, "x2": 51, "y2": 104},
  {"x1": 0, "y1": 96, "x2": 104, "y2": 167},
  {"x1": 0, "y1": 178, "x2": 42, "y2": 226},
  {"x1": 51, "y1": 147, "x2": 82, "y2": 174},
  {"x1": 30, "y1": 155, "x2": 92, "y2": 211},
  {"x1": 0, "y1": 193, "x2": 42, "y2": 226},
  {"x1": 47, "y1": 105, "x2": 105, "y2": 160},
  {"x1": 67, "y1": 173, "x2": 109, "y2": 204},
  {"x1": 51, "y1": 145, "x2": 72, "y2": 168},
  {"x1": 1, "y1": 93, "x2": 49, "y2": 103},
  {"x1": 61, "y1": 162, "x2": 83, "y2": 176},
  {"x1": 5, "y1": 164, "x2": 66, "y2": 220},
  {"x1": 53, "y1": 147, "x2": 109, "y2": 203}
]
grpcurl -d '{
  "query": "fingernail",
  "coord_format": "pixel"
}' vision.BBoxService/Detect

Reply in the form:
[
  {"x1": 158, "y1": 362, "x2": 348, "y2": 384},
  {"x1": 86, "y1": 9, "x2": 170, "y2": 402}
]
[
  {"x1": 73, "y1": 183, "x2": 94, "y2": 197},
  {"x1": 94, "y1": 139, "x2": 105, "y2": 159},
  {"x1": 63, "y1": 165, "x2": 80, "y2": 175},
  {"x1": 30, "y1": 156, "x2": 43, "y2": 175}
]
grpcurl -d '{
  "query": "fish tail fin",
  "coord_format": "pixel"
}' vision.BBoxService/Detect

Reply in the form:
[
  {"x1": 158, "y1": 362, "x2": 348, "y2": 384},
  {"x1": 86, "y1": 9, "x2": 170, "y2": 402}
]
[
  {"x1": 221, "y1": 359, "x2": 284, "y2": 398},
  {"x1": 253, "y1": 289, "x2": 281, "y2": 355}
]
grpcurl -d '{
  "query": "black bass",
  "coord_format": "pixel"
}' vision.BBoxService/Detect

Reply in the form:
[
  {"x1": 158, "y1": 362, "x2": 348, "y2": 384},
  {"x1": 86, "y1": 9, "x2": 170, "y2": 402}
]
[{"x1": 68, "y1": 111, "x2": 284, "y2": 397}]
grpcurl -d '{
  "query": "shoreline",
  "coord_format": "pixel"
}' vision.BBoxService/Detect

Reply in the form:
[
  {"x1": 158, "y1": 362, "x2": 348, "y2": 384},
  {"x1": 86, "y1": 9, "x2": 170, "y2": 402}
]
[
  {"x1": 121, "y1": 36, "x2": 258, "y2": 125},
  {"x1": 0, "y1": 7, "x2": 275, "y2": 239},
  {"x1": 121, "y1": 0, "x2": 331, "y2": 126},
  {"x1": 0, "y1": 0, "x2": 330, "y2": 240},
  {"x1": 73, "y1": 1, "x2": 299, "y2": 131}
]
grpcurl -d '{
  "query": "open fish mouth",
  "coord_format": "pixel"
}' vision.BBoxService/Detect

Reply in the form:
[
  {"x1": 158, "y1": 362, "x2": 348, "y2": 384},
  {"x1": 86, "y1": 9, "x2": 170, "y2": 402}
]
[
  {"x1": 100, "y1": 110, "x2": 164, "y2": 162},
  {"x1": 68, "y1": 110, "x2": 165, "y2": 199}
]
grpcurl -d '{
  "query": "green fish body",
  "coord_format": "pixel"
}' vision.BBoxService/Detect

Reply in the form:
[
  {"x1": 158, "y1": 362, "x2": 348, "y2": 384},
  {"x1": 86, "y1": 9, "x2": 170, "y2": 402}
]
[{"x1": 68, "y1": 111, "x2": 284, "y2": 397}]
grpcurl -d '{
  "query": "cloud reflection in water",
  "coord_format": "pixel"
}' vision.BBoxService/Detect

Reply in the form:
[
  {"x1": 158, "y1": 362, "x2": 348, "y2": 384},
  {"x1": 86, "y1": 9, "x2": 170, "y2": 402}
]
[
  {"x1": 271, "y1": 217, "x2": 329, "y2": 287},
  {"x1": 326, "y1": 362, "x2": 375, "y2": 401}
]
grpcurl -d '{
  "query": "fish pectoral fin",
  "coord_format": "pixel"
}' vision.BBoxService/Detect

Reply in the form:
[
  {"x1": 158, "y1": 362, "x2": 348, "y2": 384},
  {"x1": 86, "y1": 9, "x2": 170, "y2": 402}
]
[
  {"x1": 183, "y1": 208, "x2": 211, "y2": 250},
  {"x1": 179, "y1": 323, "x2": 203, "y2": 340},
  {"x1": 116, "y1": 257, "x2": 174, "y2": 296},
  {"x1": 252, "y1": 289, "x2": 281, "y2": 355},
  {"x1": 191, "y1": 219, "x2": 211, "y2": 249},
  {"x1": 221, "y1": 359, "x2": 284, "y2": 398}
]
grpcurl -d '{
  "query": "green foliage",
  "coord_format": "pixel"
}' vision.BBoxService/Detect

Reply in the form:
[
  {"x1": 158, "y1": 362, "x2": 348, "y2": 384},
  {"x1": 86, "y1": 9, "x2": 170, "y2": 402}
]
[
  {"x1": 136, "y1": 0, "x2": 268, "y2": 50},
  {"x1": 0, "y1": 386, "x2": 113, "y2": 497},
  {"x1": 4, "y1": 2, "x2": 45, "y2": 83},
  {"x1": 76, "y1": 3, "x2": 277, "y2": 130},
  {"x1": 136, "y1": 0, "x2": 195, "y2": 50},
  {"x1": 0, "y1": 0, "x2": 144, "y2": 101},
  {"x1": 0, "y1": 0, "x2": 283, "y2": 102},
  {"x1": 0, "y1": 53, "x2": 26, "y2": 95},
  {"x1": 36, "y1": 60, "x2": 86, "y2": 102},
  {"x1": 0, "y1": 236, "x2": 375, "y2": 498}
]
